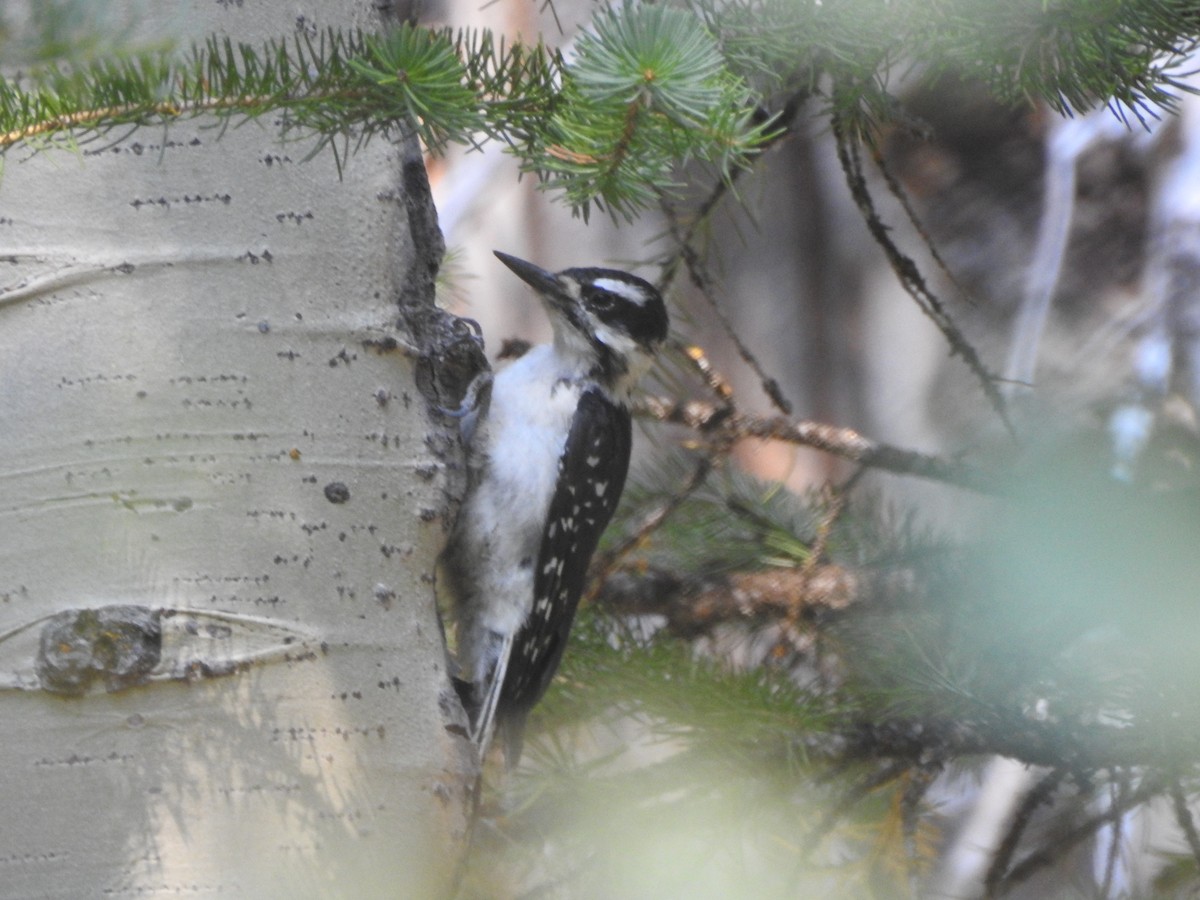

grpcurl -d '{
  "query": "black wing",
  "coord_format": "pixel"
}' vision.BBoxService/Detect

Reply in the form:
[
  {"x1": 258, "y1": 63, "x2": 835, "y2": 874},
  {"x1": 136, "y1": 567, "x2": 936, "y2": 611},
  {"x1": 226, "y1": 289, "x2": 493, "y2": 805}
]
[{"x1": 497, "y1": 387, "x2": 632, "y2": 757}]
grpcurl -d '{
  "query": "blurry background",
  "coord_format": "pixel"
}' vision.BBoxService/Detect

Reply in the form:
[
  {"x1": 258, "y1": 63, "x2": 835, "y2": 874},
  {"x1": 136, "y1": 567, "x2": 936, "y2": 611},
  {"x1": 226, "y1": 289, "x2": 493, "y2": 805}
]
[
  {"x1": 422, "y1": 1, "x2": 1200, "y2": 898},
  {"x1": 427, "y1": 0, "x2": 1194, "y2": 497}
]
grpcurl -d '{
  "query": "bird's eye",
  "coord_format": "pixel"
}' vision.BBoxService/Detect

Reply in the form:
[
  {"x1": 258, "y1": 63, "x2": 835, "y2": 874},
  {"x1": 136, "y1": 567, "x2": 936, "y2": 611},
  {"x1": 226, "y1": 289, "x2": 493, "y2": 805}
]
[{"x1": 586, "y1": 288, "x2": 617, "y2": 311}]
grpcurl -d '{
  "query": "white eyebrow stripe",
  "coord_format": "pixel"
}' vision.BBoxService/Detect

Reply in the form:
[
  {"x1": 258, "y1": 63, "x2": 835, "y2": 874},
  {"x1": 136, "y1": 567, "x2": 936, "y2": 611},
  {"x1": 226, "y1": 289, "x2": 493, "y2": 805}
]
[{"x1": 592, "y1": 278, "x2": 648, "y2": 305}]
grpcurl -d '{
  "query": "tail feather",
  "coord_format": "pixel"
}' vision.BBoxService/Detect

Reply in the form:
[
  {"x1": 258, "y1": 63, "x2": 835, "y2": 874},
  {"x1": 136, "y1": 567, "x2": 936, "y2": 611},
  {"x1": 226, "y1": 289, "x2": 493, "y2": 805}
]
[{"x1": 469, "y1": 632, "x2": 512, "y2": 762}]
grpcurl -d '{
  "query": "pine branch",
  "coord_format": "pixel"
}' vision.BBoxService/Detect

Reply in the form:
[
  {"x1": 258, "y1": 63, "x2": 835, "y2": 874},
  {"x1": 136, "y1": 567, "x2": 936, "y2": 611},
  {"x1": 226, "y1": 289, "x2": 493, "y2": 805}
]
[
  {"x1": 905, "y1": 0, "x2": 1200, "y2": 122},
  {"x1": 996, "y1": 775, "x2": 1167, "y2": 895},
  {"x1": 844, "y1": 715, "x2": 1200, "y2": 775},
  {"x1": 697, "y1": 0, "x2": 1200, "y2": 128},
  {"x1": 1, "y1": 11, "x2": 769, "y2": 220},
  {"x1": 1171, "y1": 780, "x2": 1200, "y2": 875},
  {"x1": 869, "y1": 142, "x2": 977, "y2": 307},
  {"x1": 635, "y1": 394, "x2": 999, "y2": 493},
  {"x1": 7, "y1": 2, "x2": 1198, "y2": 218},
  {"x1": 984, "y1": 768, "x2": 1068, "y2": 897},
  {"x1": 0, "y1": 27, "x2": 491, "y2": 153},
  {"x1": 524, "y1": 4, "x2": 774, "y2": 221}
]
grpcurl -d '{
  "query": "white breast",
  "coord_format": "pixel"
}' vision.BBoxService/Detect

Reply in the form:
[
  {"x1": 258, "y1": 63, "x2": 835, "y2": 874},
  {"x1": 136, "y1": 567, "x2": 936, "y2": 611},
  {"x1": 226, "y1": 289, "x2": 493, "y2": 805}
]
[
  {"x1": 455, "y1": 346, "x2": 584, "y2": 643},
  {"x1": 486, "y1": 346, "x2": 582, "y2": 510}
]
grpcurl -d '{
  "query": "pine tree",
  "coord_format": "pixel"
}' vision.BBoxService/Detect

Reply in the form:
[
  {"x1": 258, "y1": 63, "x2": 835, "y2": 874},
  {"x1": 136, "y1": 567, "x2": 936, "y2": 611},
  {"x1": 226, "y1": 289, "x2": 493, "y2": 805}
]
[{"x1": 6, "y1": 1, "x2": 1200, "y2": 897}]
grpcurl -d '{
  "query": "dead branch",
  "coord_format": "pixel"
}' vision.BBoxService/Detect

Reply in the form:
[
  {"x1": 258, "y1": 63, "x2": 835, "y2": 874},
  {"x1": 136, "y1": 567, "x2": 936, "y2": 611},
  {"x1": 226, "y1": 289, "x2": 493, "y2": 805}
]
[{"x1": 635, "y1": 394, "x2": 1000, "y2": 494}]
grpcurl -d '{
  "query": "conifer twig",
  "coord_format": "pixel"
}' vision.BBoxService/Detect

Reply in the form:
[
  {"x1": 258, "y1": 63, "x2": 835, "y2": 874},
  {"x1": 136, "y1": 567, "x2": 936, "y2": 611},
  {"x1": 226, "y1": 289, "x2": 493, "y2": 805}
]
[
  {"x1": 655, "y1": 94, "x2": 805, "y2": 415},
  {"x1": 804, "y1": 759, "x2": 909, "y2": 853},
  {"x1": 585, "y1": 453, "x2": 717, "y2": 604},
  {"x1": 996, "y1": 775, "x2": 1165, "y2": 894},
  {"x1": 984, "y1": 768, "x2": 1067, "y2": 896},
  {"x1": 635, "y1": 395, "x2": 998, "y2": 494},
  {"x1": 870, "y1": 144, "x2": 975, "y2": 305},
  {"x1": 1170, "y1": 780, "x2": 1200, "y2": 873},
  {"x1": 831, "y1": 110, "x2": 1011, "y2": 434}
]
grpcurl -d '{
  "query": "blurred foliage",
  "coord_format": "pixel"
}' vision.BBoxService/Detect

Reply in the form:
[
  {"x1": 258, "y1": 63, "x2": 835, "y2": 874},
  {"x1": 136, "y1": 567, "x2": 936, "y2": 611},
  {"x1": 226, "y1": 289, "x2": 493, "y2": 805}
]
[
  {"x1": 0, "y1": 0, "x2": 157, "y2": 65},
  {"x1": 612, "y1": 461, "x2": 824, "y2": 574},
  {"x1": 456, "y1": 426, "x2": 1200, "y2": 897}
]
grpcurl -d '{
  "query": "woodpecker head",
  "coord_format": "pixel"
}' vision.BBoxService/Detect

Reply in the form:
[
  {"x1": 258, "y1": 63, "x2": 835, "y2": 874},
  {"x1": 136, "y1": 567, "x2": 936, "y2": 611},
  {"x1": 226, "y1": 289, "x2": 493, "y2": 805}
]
[{"x1": 494, "y1": 251, "x2": 668, "y2": 393}]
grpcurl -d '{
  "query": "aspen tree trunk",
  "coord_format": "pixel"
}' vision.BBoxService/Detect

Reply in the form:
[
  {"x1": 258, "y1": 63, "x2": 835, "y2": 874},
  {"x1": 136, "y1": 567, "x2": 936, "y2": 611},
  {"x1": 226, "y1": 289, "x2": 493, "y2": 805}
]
[{"x1": 0, "y1": 3, "x2": 478, "y2": 897}]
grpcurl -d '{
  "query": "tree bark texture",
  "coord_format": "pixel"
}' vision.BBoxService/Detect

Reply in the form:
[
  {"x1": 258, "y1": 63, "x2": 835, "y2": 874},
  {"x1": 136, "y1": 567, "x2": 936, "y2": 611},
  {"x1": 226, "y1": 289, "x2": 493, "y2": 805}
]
[{"x1": 0, "y1": 3, "x2": 476, "y2": 897}]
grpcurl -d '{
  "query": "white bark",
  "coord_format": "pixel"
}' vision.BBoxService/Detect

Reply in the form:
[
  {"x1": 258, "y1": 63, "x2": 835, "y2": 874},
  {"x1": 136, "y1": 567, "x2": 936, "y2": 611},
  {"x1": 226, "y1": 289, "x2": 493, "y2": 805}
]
[{"x1": 0, "y1": 3, "x2": 474, "y2": 897}]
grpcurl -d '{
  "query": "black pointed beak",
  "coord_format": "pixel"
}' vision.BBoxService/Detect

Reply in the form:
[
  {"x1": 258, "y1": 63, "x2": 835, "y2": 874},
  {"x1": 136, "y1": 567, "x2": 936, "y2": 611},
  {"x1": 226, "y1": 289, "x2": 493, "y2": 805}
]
[{"x1": 494, "y1": 251, "x2": 563, "y2": 298}]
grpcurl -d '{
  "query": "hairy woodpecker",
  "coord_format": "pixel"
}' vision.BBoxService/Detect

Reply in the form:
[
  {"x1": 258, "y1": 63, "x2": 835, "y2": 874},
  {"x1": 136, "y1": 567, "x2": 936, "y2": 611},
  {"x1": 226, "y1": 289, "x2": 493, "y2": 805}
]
[{"x1": 442, "y1": 250, "x2": 668, "y2": 764}]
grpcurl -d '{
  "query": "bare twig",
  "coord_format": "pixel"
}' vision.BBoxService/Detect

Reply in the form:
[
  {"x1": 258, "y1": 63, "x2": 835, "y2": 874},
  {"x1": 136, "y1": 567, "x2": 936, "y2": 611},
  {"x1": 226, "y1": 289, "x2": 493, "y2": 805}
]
[
  {"x1": 870, "y1": 145, "x2": 975, "y2": 305},
  {"x1": 635, "y1": 394, "x2": 999, "y2": 494},
  {"x1": 831, "y1": 112, "x2": 1012, "y2": 433},
  {"x1": 658, "y1": 90, "x2": 808, "y2": 294},
  {"x1": 654, "y1": 95, "x2": 807, "y2": 415},
  {"x1": 984, "y1": 768, "x2": 1067, "y2": 896},
  {"x1": 1169, "y1": 780, "x2": 1200, "y2": 871},
  {"x1": 675, "y1": 340, "x2": 737, "y2": 406},
  {"x1": 663, "y1": 225, "x2": 796, "y2": 415},
  {"x1": 1098, "y1": 776, "x2": 1126, "y2": 899},
  {"x1": 992, "y1": 775, "x2": 1166, "y2": 895},
  {"x1": 848, "y1": 714, "x2": 1200, "y2": 772},
  {"x1": 801, "y1": 470, "x2": 863, "y2": 576}
]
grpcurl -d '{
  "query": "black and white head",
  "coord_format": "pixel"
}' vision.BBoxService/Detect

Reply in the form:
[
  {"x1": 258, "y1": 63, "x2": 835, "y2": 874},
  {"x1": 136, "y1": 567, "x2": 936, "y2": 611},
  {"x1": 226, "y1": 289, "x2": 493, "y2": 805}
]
[{"x1": 494, "y1": 251, "x2": 669, "y2": 392}]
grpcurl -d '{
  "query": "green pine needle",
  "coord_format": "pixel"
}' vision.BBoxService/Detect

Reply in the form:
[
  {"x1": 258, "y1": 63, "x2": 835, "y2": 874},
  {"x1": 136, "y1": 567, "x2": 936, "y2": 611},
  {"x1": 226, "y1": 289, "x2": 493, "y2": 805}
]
[
  {"x1": 575, "y1": 3, "x2": 729, "y2": 119},
  {"x1": 4, "y1": 2, "x2": 1199, "y2": 215},
  {"x1": 520, "y1": 3, "x2": 774, "y2": 222}
]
